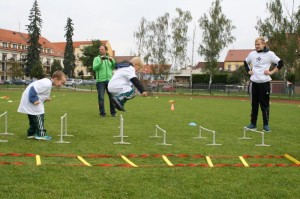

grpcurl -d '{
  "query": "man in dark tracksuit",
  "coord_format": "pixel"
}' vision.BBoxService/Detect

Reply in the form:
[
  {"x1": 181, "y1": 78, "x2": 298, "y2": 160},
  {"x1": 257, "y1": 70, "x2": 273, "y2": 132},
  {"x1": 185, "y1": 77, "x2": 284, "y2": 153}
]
[{"x1": 244, "y1": 36, "x2": 283, "y2": 132}]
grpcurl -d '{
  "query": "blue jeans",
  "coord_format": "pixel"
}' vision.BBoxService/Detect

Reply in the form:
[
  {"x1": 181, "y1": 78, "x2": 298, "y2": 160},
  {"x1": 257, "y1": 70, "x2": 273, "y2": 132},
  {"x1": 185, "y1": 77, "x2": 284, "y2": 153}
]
[{"x1": 96, "y1": 81, "x2": 116, "y2": 116}]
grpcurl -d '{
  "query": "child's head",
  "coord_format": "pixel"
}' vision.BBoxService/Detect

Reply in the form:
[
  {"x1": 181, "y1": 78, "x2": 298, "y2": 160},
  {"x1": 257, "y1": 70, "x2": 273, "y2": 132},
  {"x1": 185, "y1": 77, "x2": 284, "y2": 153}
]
[
  {"x1": 130, "y1": 57, "x2": 143, "y2": 70},
  {"x1": 51, "y1": 71, "x2": 66, "y2": 87}
]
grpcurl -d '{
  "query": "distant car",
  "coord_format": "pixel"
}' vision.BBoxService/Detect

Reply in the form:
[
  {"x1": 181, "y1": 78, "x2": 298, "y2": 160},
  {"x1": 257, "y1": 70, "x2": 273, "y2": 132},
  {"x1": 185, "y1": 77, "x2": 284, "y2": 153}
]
[
  {"x1": 146, "y1": 83, "x2": 158, "y2": 91},
  {"x1": 65, "y1": 78, "x2": 75, "y2": 87},
  {"x1": 12, "y1": 79, "x2": 25, "y2": 85},
  {"x1": 162, "y1": 84, "x2": 176, "y2": 92},
  {"x1": 25, "y1": 79, "x2": 35, "y2": 85},
  {"x1": 82, "y1": 80, "x2": 92, "y2": 85},
  {"x1": 75, "y1": 79, "x2": 82, "y2": 85},
  {"x1": 3, "y1": 80, "x2": 13, "y2": 85}
]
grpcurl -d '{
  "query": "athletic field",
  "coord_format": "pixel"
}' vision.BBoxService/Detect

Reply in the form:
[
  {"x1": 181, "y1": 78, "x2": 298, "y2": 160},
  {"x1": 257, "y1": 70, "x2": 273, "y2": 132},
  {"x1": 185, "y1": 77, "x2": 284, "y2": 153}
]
[{"x1": 0, "y1": 90, "x2": 299, "y2": 198}]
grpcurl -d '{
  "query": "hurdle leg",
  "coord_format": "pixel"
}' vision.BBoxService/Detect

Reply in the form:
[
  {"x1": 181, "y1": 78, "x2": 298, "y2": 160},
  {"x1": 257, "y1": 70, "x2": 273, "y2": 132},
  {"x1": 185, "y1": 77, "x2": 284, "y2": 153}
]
[
  {"x1": 114, "y1": 115, "x2": 130, "y2": 144},
  {"x1": 55, "y1": 114, "x2": 70, "y2": 144},
  {"x1": 193, "y1": 127, "x2": 207, "y2": 139},
  {"x1": 238, "y1": 128, "x2": 252, "y2": 139},
  {"x1": 207, "y1": 131, "x2": 222, "y2": 146},
  {"x1": 0, "y1": 111, "x2": 14, "y2": 136}
]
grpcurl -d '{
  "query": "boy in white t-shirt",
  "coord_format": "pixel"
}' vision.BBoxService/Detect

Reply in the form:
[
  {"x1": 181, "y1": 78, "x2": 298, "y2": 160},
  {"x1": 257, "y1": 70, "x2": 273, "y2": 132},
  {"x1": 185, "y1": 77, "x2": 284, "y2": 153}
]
[
  {"x1": 108, "y1": 57, "x2": 147, "y2": 111},
  {"x1": 18, "y1": 71, "x2": 66, "y2": 140}
]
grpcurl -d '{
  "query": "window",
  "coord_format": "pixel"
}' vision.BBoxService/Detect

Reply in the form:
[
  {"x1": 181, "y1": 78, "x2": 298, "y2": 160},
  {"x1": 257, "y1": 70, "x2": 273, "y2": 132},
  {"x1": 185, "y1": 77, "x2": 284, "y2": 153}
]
[
  {"x1": 13, "y1": 44, "x2": 17, "y2": 49},
  {"x1": 228, "y1": 64, "x2": 231, "y2": 71},
  {"x1": 3, "y1": 43, "x2": 8, "y2": 48},
  {"x1": 2, "y1": 53, "x2": 7, "y2": 61},
  {"x1": 12, "y1": 54, "x2": 18, "y2": 61},
  {"x1": 46, "y1": 58, "x2": 51, "y2": 65}
]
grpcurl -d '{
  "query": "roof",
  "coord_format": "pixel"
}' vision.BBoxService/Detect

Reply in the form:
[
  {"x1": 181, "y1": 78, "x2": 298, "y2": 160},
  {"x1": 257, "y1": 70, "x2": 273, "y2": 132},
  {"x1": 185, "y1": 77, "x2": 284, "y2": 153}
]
[
  {"x1": 224, "y1": 49, "x2": 253, "y2": 62},
  {"x1": 52, "y1": 40, "x2": 108, "y2": 51},
  {"x1": 194, "y1": 62, "x2": 224, "y2": 70},
  {"x1": 0, "y1": 28, "x2": 63, "y2": 57}
]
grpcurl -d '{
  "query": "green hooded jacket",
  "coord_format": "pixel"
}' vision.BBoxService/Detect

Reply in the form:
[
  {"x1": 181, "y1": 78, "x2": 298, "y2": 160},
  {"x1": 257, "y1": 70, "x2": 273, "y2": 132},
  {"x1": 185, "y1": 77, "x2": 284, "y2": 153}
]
[{"x1": 92, "y1": 55, "x2": 116, "y2": 82}]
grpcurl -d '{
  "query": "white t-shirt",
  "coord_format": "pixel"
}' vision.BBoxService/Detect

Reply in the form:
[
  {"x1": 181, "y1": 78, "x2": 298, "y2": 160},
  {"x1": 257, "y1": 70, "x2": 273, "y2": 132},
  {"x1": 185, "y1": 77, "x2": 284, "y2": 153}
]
[
  {"x1": 18, "y1": 78, "x2": 53, "y2": 115},
  {"x1": 108, "y1": 66, "x2": 136, "y2": 95},
  {"x1": 245, "y1": 50, "x2": 281, "y2": 83}
]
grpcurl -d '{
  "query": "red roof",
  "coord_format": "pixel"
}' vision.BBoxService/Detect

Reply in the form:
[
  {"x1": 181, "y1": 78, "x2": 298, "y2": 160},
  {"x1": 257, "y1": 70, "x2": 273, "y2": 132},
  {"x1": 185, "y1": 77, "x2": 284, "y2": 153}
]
[
  {"x1": 224, "y1": 49, "x2": 253, "y2": 62},
  {"x1": 52, "y1": 41, "x2": 108, "y2": 51},
  {"x1": 194, "y1": 62, "x2": 224, "y2": 70},
  {"x1": 0, "y1": 28, "x2": 63, "y2": 57}
]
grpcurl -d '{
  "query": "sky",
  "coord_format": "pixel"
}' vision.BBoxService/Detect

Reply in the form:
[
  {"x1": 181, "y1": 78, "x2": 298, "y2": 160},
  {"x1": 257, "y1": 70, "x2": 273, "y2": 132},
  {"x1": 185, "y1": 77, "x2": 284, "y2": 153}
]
[{"x1": 1, "y1": 0, "x2": 300, "y2": 64}]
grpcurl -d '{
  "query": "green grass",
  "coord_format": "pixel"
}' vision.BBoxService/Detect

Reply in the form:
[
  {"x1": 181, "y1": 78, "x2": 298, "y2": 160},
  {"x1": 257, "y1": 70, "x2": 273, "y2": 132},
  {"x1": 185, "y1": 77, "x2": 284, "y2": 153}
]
[{"x1": 0, "y1": 89, "x2": 299, "y2": 199}]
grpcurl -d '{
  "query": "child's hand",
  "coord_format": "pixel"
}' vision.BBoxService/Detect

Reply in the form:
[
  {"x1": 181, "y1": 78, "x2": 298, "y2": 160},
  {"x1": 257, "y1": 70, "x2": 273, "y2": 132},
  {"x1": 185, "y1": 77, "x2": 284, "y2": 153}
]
[
  {"x1": 33, "y1": 100, "x2": 40, "y2": 105},
  {"x1": 141, "y1": 92, "x2": 148, "y2": 97}
]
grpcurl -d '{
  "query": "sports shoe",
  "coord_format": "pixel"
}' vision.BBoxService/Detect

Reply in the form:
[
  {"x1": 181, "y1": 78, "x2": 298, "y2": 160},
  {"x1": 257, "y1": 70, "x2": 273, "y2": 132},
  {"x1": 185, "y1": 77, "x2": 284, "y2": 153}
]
[
  {"x1": 27, "y1": 134, "x2": 36, "y2": 139},
  {"x1": 246, "y1": 124, "x2": 256, "y2": 129},
  {"x1": 263, "y1": 125, "x2": 271, "y2": 132},
  {"x1": 34, "y1": 135, "x2": 52, "y2": 141},
  {"x1": 112, "y1": 97, "x2": 125, "y2": 111}
]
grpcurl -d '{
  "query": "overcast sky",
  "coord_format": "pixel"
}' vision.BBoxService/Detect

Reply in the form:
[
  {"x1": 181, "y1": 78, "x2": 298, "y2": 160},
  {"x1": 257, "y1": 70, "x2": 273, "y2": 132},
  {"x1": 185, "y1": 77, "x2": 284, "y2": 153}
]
[{"x1": 1, "y1": 0, "x2": 299, "y2": 64}]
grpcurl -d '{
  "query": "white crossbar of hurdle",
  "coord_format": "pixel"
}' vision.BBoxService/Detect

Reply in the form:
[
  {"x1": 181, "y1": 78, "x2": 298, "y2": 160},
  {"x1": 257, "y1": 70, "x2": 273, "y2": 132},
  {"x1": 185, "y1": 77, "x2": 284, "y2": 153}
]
[
  {"x1": 114, "y1": 115, "x2": 130, "y2": 145},
  {"x1": 0, "y1": 111, "x2": 14, "y2": 143},
  {"x1": 193, "y1": 126, "x2": 221, "y2": 146},
  {"x1": 239, "y1": 127, "x2": 270, "y2": 147},
  {"x1": 56, "y1": 113, "x2": 73, "y2": 144},
  {"x1": 151, "y1": 125, "x2": 171, "y2": 146}
]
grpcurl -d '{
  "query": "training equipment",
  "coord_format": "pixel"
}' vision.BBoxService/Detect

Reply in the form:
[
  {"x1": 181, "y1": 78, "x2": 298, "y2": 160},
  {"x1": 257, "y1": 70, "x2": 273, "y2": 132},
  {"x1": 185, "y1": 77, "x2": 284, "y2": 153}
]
[
  {"x1": 0, "y1": 111, "x2": 14, "y2": 142},
  {"x1": 56, "y1": 113, "x2": 73, "y2": 144},
  {"x1": 150, "y1": 125, "x2": 171, "y2": 146},
  {"x1": 114, "y1": 115, "x2": 130, "y2": 144},
  {"x1": 193, "y1": 126, "x2": 221, "y2": 146},
  {"x1": 239, "y1": 127, "x2": 270, "y2": 146}
]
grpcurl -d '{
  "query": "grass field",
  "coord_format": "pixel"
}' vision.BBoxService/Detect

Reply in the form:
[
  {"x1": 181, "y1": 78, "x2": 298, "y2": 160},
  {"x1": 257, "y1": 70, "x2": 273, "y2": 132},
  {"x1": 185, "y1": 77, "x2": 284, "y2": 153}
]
[{"x1": 0, "y1": 89, "x2": 299, "y2": 199}]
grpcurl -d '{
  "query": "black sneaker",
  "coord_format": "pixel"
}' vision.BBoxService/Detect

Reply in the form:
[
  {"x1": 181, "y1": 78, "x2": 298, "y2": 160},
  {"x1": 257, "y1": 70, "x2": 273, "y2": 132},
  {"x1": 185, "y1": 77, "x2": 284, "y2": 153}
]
[{"x1": 112, "y1": 97, "x2": 125, "y2": 111}]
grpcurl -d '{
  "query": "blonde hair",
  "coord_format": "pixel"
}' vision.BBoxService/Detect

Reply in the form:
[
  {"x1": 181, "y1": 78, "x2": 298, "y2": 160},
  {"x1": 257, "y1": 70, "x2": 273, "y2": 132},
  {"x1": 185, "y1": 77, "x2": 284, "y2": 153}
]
[
  {"x1": 255, "y1": 36, "x2": 265, "y2": 42},
  {"x1": 130, "y1": 57, "x2": 143, "y2": 68}
]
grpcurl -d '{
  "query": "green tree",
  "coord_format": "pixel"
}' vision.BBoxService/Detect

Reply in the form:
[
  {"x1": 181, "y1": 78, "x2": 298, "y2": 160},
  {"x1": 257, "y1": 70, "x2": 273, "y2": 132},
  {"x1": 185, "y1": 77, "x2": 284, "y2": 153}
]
[
  {"x1": 11, "y1": 59, "x2": 24, "y2": 78},
  {"x1": 50, "y1": 59, "x2": 63, "y2": 76},
  {"x1": 63, "y1": 17, "x2": 76, "y2": 78},
  {"x1": 256, "y1": 0, "x2": 300, "y2": 82},
  {"x1": 134, "y1": 17, "x2": 148, "y2": 58},
  {"x1": 26, "y1": 0, "x2": 44, "y2": 79},
  {"x1": 170, "y1": 8, "x2": 192, "y2": 69},
  {"x1": 146, "y1": 13, "x2": 170, "y2": 80},
  {"x1": 198, "y1": 0, "x2": 235, "y2": 90},
  {"x1": 79, "y1": 40, "x2": 101, "y2": 78}
]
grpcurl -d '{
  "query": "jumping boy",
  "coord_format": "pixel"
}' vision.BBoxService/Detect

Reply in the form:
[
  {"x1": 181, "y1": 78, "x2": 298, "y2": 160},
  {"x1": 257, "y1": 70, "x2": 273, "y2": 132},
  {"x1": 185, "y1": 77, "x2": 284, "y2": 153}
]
[
  {"x1": 17, "y1": 71, "x2": 66, "y2": 140},
  {"x1": 108, "y1": 57, "x2": 147, "y2": 111}
]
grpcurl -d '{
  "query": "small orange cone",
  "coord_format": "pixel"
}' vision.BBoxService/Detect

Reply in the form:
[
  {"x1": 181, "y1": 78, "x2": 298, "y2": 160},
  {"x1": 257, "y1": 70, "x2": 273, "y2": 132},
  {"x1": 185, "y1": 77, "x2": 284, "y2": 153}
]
[{"x1": 170, "y1": 103, "x2": 175, "y2": 111}]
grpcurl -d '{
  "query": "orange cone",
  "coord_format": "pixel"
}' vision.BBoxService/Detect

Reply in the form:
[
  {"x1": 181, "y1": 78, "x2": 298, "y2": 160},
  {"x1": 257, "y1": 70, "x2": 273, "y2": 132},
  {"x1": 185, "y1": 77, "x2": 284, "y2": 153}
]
[{"x1": 170, "y1": 103, "x2": 175, "y2": 111}]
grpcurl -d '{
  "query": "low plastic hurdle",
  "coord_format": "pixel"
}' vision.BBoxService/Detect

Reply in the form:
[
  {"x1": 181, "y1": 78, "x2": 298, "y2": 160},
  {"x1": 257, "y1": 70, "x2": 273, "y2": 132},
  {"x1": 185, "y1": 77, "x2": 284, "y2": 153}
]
[
  {"x1": 193, "y1": 126, "x2": 221, "y2": 146},
  {"x1": 150, "y1": 125, "x2": 171, "y2": 146},
  {"x1": 239, "y1": 127, "x2": 270, "y2": 147},
  {"x1": 0, "y1": 111, "x2": 14, "y2": 143},
  {"x1": 56, "y1": 113, "x2": 73, "y2": 144},
  {"x1": 114, "y1": 115, "x2": 130, "y2": 145}
]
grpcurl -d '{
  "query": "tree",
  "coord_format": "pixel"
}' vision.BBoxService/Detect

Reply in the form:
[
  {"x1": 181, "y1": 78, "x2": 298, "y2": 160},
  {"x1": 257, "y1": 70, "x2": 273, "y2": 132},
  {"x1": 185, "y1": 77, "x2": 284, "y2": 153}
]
[
  {"x1": 10, "y1": 59, "x2": 24, "y2": 78},
  {"x1": 79, "y1": 40, "x2": 102, "y2": 78},
  {"x1": 170, "y1": 8, "x2": 192, "y2": 69},
  {"x1": 198, "y1": 0, "x2": 235, "y2": 90},
  {"x1": 146, "y1": 13, "x2": 170, "y2": 81},
  {"x1": 63, "y1": 17, "x2": 76, "y2": 78},
  {"x1": 256, "y1": 0, "x2": 300, "y2": 82},
  {"x1": 50, "y1": 59, "x2": 63, "y2": 76},
  {"x1": 26, "y1": 0, "x2": 44, "y2": 79},
  {"x1": 134, "y1": 17, "x2": 148, "y2": 58}
]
